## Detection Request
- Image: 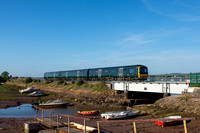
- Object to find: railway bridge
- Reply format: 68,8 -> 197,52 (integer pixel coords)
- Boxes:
110,81 -> 192,103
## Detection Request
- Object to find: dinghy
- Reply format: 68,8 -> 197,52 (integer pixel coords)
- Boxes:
19,87 -> 36,93
39,99 -> 68,108
78,110 -> 100,115
70,122 -> 97,132
101,110 -> 139,120
155,116 -> 182,127
28,91 -> 47,97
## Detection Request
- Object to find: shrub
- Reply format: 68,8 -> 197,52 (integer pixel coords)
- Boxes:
71,81 -> 75,84
45,79 -> 53,84
93,81 -> 109,91
57,79 -> 64,85
76,80 -> 84,86
25,77 -> 33,84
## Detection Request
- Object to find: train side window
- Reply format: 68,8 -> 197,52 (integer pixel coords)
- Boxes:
129,69 -> 134,73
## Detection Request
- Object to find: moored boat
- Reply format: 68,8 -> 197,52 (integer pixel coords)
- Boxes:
38,99 -> 68,108
155,116 -> 182,127
101,110 -> 139,120
19,87 -> 36,93
78,110 -> 100,115
70,122 -> 97,132
28,91 -> 47,97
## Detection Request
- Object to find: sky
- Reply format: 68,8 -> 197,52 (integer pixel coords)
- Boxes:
0,0 -> 200,77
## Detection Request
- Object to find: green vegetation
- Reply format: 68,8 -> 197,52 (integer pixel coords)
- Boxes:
76,80 -> 84,86
25,77 -> 33,84
0,71 -> 10,82
92,81 -> 109,91
57,79 -> 64,85
178,96 -> 188,101
45,79 -> 53,84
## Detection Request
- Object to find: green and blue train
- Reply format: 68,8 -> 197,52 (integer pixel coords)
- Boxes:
44,65 -> 148,81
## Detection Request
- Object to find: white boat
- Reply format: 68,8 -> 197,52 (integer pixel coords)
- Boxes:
28,91 -> 47,97
101,110 -> 139,120
39,99 -> 68,108
70,122 -> 97,132
19,87 -> 36,93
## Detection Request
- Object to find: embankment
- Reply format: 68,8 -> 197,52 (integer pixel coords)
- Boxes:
5,81 -> 130,109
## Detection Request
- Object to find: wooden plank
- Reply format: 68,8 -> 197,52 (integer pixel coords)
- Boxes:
57,127 -> 85,133
36,118 -> 63,128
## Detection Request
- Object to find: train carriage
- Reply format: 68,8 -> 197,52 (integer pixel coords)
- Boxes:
44,65 -> 148,81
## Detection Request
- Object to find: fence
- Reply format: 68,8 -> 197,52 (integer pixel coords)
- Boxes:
35,106 -> 90,133
190,73 -> 200,87
96,117 -> 196,133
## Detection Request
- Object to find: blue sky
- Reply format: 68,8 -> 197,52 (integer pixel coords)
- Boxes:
0,0 -> 200,77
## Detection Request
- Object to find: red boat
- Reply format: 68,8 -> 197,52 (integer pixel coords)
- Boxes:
155,116 -> 182,127
78,110 -> 100,115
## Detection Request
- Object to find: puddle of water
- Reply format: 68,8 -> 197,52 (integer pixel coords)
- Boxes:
0,104 -> 79,118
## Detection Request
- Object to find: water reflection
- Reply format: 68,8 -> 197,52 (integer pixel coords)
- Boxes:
0,104 -> 78,118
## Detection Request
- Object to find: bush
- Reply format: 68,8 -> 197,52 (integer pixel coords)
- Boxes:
0,76 -> 6,83
71,81 -> 75,84
57,79 -> 64,85
33,79 -> 41,82
25,77 -> 33,84
45,79 -> 53,84
93,81 -> 108,91
76,80 -> 84,86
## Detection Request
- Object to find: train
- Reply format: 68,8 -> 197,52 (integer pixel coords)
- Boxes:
44,65 -> 148,81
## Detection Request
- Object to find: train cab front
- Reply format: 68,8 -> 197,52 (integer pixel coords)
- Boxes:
138,66 -> 148,80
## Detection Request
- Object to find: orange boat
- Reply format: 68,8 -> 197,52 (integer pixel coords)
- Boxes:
155,116 -> 182,127
78,110 -> 100,115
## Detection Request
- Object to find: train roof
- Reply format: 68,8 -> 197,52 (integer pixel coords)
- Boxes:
44,64 -> 147,74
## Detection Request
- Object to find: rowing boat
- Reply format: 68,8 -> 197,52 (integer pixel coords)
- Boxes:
155,116 -> 182,127
78,110 -> 100,115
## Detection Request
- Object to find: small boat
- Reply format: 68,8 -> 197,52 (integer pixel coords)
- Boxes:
39,99 -> 68,108
19,87 -> 36,93
28,91 -> 47,97
155,116 -> 182,127
78,110 -> 100,115
101,110 -> 139,120
70,122 -> 97,132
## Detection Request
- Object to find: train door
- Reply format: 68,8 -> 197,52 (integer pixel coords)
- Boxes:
77,71 -> 80,78
77,71 -> 80,80
119,68 -> 123,77
66,72 -> 68,80
98,69 -> 102,78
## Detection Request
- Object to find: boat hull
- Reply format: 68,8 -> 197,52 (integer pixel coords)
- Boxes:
78,110 -> 100,115
39,103 -> 68,108
155,116 -> 182,127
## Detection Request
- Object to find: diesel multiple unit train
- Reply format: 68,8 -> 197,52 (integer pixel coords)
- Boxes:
44,65 -> 148,81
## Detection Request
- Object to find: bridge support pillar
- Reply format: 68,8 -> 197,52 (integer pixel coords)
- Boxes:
124,91 -> 129,99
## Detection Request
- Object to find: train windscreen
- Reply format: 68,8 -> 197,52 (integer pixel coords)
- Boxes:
140,67 -> 148,74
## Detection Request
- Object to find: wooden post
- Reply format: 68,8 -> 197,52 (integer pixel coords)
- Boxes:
68,117 -> 70,133
183,120 -> 187,133
97,122 -> 100,133
57,115 -> 59,129
133,122 -> 137,133
84,119 -> 86,133
35,108 -> 37,118
49,113 -> 52,127
42,110 -> 44,122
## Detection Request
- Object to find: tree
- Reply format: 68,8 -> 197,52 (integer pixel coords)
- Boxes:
1,71 -> 9,80
0,76 -> 5,82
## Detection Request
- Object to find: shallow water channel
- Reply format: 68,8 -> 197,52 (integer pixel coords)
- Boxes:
0,104 -> 79,118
